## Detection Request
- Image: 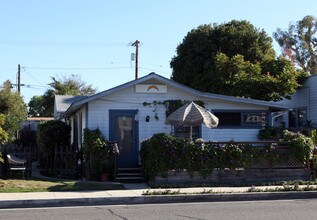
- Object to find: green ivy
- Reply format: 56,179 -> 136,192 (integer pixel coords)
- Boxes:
142,99 -> 205,118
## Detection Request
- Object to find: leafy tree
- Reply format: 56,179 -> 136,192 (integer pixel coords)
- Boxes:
0,114 -> 8,145
0,114 -> 7,163
171,20 -> 306,101
274,15 -> 317,74
28,74 -> 96,117
0,80 -> 27,141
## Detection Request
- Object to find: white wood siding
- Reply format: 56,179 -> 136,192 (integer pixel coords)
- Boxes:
306,76 -> 317,124
85,85 -> 270,149
278,75 -> 317,125
202,128 -> 259,141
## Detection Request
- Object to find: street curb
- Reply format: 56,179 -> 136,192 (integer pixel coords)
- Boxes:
1,191 -> 317,209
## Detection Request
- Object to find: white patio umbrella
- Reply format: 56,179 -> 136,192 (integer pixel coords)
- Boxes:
166,101 -> 219,140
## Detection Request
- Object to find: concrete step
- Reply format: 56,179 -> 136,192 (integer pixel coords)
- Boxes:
116,167 -> 144,183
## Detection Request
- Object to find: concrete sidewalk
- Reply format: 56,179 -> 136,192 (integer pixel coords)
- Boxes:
1,183 -> 317,209
0,162 -> 316,209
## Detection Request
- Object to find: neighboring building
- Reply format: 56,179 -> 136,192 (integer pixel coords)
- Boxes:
54,95 -> 87,120
55,73 -> 289,168
278,74 -> 317,129
20,117 -> 54,131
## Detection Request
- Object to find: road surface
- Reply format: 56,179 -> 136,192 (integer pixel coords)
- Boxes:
1,199 -> 317,220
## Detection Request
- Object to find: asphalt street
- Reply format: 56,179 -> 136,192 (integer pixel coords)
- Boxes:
1,199 -> 317,220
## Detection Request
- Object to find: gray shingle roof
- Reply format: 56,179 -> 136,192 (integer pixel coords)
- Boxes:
64,73 -> 289,115
55,95 -> 87,114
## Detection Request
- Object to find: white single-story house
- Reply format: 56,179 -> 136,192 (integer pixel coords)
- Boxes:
277,74 -> 317,129
55,72 -> 290,168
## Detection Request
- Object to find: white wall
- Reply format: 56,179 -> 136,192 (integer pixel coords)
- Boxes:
85,85 -> 270,149
278,75 -> 317,126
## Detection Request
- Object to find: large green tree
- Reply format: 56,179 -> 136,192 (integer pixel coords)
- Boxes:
171,20 -> 307,101
0,80 -> 27,141
28,74 -> 96,117
274,15 -> 317,74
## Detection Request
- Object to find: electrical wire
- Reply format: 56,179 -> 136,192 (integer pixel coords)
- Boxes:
22,68 -> 47,86
0,40 -> 127,47
139,67 -> 171,75
23,66 -> 131,70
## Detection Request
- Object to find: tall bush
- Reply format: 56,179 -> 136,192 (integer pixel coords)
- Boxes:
37,120 -> 71,175
82,128 -> 118,180
282,130 -> 314,165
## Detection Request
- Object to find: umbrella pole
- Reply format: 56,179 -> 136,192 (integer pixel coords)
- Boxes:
190,126 -> 193,141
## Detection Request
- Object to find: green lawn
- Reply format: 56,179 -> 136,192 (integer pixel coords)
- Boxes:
0,179 -> 124,193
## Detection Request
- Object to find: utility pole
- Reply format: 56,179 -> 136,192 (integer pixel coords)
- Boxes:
17,64 -> 21,93
131,40 -> 140,79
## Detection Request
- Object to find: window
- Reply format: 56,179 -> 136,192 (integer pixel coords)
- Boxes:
175,125 -> 200,140
215,112 -> 241,127
242,112 -> 267,127
289,110 -> 296,128
289,108 -> 307,128
214,111 -> 268,128
298,108 -> 307,127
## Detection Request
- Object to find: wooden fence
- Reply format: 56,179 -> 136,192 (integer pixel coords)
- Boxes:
39,144 -> 80,179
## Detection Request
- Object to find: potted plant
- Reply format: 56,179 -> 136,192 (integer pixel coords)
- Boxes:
97,157 -> 114,182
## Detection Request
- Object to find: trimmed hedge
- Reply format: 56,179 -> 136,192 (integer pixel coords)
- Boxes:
140,134 -> 256,180
140,132 -> 315,180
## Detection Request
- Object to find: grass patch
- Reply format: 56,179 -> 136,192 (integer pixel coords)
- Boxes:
0,179 -> 124,193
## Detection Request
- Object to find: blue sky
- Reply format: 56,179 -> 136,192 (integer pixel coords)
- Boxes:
0,0 -> 316,103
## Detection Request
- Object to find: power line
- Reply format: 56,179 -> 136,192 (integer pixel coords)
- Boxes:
139,67 -> 172,75
23,66 -> 131,70
0,40 -> 127,47
22,68 -> 46,86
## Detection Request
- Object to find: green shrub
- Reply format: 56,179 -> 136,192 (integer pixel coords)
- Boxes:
310,129 -> 317,146
282,130 -> 314,165
37,120 -> 71,176
83,128 -> 118,180
140,134 -> 256,180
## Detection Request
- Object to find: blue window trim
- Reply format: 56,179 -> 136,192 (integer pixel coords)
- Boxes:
210,109 -> 270,129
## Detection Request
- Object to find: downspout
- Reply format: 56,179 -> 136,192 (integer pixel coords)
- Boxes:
271,111 -> 289,127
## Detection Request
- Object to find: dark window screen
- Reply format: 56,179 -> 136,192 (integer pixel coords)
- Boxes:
215,112 -> 241,126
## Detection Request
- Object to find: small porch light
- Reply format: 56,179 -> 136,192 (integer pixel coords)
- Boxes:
146,115 -> 150,122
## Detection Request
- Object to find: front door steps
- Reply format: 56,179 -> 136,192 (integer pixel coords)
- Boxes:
116,167 -> 144,183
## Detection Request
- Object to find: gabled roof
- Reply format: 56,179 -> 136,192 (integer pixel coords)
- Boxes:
55,95 -> 87,114
65,73 -> 289,115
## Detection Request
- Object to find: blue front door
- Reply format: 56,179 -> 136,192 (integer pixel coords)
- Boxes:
109,110 -> 139,168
